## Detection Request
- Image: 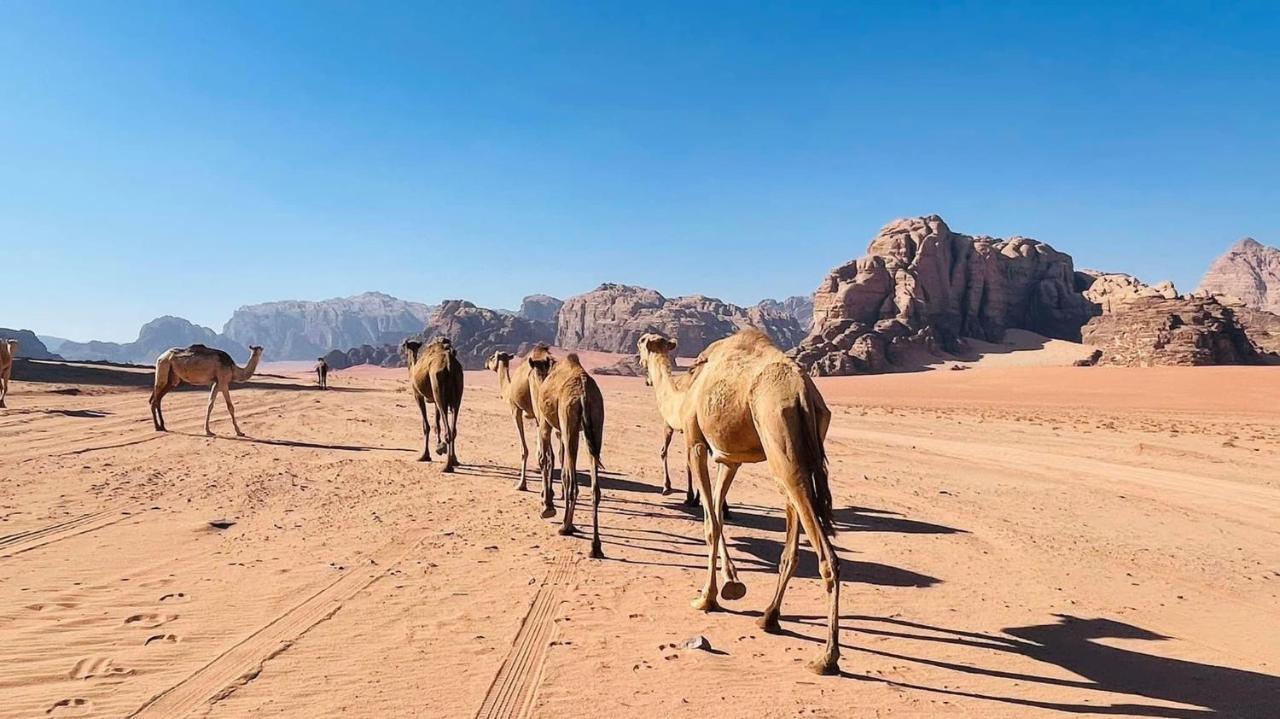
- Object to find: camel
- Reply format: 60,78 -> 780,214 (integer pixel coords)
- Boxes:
403,337 -> 464,471
636,333 -> 699,505
678,329 -> 839,675
149,344 -> 264,436
315,358 -> 329,389
485,345 -> 554,491
525,352 -> 605,559
0,338 -> 17,408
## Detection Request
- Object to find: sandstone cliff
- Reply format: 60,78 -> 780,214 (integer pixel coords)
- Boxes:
1197,238 -> 1280,314
222,292 -> 435,360
57,316 -> 247,365
0,329 -> 62,360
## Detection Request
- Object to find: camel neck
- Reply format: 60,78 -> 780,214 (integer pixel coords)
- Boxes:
234,352 -> 261,382
647,354 -> 682,404
497,361 -> 512,395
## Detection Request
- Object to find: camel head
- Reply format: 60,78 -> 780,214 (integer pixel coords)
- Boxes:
637,333 -> 677,386
249,345 -> 264,355
402,339 -> 423,364
525,344 -> 555,381
485,351 -> 515,372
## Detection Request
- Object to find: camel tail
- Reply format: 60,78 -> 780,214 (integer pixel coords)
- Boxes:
428,371 -> 454,442
580,395 -> 604,470
797,389 -> 834,536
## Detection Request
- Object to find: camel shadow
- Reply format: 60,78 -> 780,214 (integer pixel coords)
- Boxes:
723,503 -> 965,535
12,408 -> 112,418
785,614 -> 1279,717
732,534 -> 941,587
172,431 -> 408,453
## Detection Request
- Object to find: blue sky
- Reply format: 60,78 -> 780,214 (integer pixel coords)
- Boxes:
1,1 -> 1276,342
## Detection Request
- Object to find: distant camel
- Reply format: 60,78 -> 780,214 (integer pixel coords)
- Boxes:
0,339 -> 17,408
485,345 -> 553,491
150,344 -> 264,436
526,352 -> 606,559
315,357 -> 329,389
636,333 -> 698,505
679,329 -> 839,675
404,337 -> 464,471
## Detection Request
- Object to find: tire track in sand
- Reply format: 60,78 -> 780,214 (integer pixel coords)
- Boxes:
475,552 -> 576,719
0,508 -> 138,558
127,531 -> 429,718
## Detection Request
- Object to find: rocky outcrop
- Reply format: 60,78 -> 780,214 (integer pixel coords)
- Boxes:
792,216 -> 1094,375
422,300 -> 556,369
1079,271 -> 1179,314
222,292 -> 435,360
0,329 -> 62,360
556,284 -> 804,357
1081,295 -> 1263,366
56,316 -> 247,365
591,355 -> 646,377
1197,238 -> 1280,314
517,294 -> 564,324
322,344 -> 402,370
757,296 -> 814,330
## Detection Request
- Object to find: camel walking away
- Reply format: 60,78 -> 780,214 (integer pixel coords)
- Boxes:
526,352 -> 606,559
315,357 -> 329,389
150,344 -> 264,436
0,338 -> 17,408
485,345 -> 553,491
680,329 -> 840,675
404,338 -> 464,471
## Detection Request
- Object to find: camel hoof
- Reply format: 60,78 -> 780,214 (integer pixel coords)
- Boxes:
690,595 -> 719,612
235,431 -> 246,438
683,495 -> 699,508
719,581 -> 747,601
417,453 -> 431,462
557,525 -> 577,536
806,655 -> 840,676
205,431 -> 215,438
516,483 -> 527,492
442,465 -> 455,474
435,446 -> 447,456
589,540 -> 604,559
540,507 -> 556,519
661,486 -> 672,496
757,613 -> 782,634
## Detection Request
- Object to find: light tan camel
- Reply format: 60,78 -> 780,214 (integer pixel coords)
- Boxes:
0,339 -> 17,408
526,352 -> 605,558
679,329 -> 839,675
315,357 -> 329,389
149,344 -> 264,436
485,345 -> 553,491
636,333 -> 698,505
404,337 -> 464,471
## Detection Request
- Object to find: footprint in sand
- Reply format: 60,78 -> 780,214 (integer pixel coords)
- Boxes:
123,613 -> 177,628
26,602 -> 79,612
144,634 -> 179,646
158,592 -> 188,603
46,698 -> 91,716
69,657 -> 133,680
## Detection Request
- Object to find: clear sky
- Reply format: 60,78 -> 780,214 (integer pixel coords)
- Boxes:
2,1 -> 1277,342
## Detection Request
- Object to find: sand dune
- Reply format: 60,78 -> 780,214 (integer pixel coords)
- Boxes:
1,363 -> 1277,717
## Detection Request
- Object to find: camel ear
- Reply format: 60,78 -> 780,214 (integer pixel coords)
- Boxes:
498,351 -> 514,362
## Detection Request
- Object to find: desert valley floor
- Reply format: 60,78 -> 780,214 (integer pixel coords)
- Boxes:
1,359 -> 1278,718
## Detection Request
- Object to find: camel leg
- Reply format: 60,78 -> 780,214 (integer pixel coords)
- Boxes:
513,408 -> 529,491
660,425 -> 674,495
0,375 -> 7,408
432,403 -> 448,459
714,463 -> 746,601
683,444 -> 699,507
757,503 -> 799,633
558,427 -> 580,536
203,383 -> 219,436
688,442 -> 721,611
221,382 -> 244,437
415,395 -> 431,462
446,405 -> 460,469
539,423 -> 556,519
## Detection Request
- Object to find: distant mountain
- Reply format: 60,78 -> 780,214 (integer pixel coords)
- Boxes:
0,329 -> 62,360
57,316 -> 248,365
757,295 -> 813,330
1197,238 -> 1280,314
518,294 -> 564,324
37,335 -> 71,353
222,292 -> 436,360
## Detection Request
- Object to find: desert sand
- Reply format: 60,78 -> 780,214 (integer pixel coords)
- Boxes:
1,358 -> 1278,718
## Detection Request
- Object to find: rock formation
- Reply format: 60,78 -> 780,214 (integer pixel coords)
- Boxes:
0,329 -> 62,360
1081,295 -> 1262,366
1079,271 -> 1179,314
57,316 -> 247,365
791,216 -> 1093,375
517,294 -> 564,324
556,284 -> 804,357
222,292 -> 435,360
1197,238 -> 1280,314
322,344 -> 402,370
757,295 -> 814,330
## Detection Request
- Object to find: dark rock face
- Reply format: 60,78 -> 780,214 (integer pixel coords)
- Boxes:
0,329 -> 61,360
757,295 -> 814,330
323,344 -> 402,370
518,294 -> 564,324
1197,238 -> 1280,314
556,283 -> 804,357
591,355 -> 645,377
222,292 -> 435,360
56,316 -> 247,364
792,216 -> 1094,375
1081,296 -> 1263,366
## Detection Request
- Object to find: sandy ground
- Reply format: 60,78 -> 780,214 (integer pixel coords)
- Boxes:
1,358 -> 1278,718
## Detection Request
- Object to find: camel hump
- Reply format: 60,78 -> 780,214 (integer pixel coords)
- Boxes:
565,353 -> 583,367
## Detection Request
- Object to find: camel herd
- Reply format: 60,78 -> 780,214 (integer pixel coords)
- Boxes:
5,329 -> 841,674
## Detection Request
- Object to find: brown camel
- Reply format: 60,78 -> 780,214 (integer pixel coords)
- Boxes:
0,338 -> 17,408
315,357 -> 329,389
149,344 -> 264,436
403,337 -> 464,471
679,329 -> 839,675
526,352 -> 605,559
636,333 -> 698,505
485,345 -> 553,491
